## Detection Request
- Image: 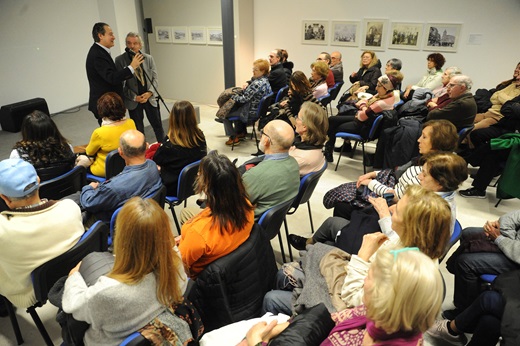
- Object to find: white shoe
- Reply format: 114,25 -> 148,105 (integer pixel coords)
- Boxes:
426,319 -> 467,345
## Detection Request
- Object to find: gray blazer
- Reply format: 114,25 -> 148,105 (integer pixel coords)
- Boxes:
114,51 -> 158,110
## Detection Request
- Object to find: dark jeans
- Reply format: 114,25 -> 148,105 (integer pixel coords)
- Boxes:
447,227 -> 520,310
223,118 -> 246,137
469,126 -> 508,150
262,270 -> 294,316
326,115 -> 356,148
311,216 -> 349,244
466,143 -> 510,191
129,102 -> 164,143
455,291 -> 504,346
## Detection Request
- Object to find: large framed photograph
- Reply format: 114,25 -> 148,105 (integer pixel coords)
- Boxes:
207,27 -> 223,45
302,20 -> 328,45
423,23 -> 462,52
362,19 -> 389,51
189,27 -> 206,45
388,22 -> 423,50
171,26 -> 188,44
155,26 -> 172,43
331,21 -> 359,47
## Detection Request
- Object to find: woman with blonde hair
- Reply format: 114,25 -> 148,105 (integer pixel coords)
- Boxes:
348,50 -> 382,95
153,100 -> 207,196
289,101 -> 328,175
62,197 -> 188,345
310,61 -> 329,99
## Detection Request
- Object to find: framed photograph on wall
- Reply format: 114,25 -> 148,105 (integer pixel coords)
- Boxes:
207,27 -> 223,45
388,22 -> 423,50
189,27 -> 206,44
155,26 -> 172,43
331,21 -> 359,47
302,20 -> 328,45
423,23 -> 462,52
362,19 -> 388,51
171,26 -> 188,44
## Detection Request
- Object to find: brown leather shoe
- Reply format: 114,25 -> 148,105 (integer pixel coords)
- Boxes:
225,137 -> 240,146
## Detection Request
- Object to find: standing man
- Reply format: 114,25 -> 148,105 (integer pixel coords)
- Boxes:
115,33 -> 165,142
86,22 -> 143,125
330,51 -> 344,83
267,49 -> 288,95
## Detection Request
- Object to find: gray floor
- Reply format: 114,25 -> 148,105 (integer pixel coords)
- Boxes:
0,101 -> 516,345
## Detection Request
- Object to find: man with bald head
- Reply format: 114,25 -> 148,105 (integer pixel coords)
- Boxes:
242,120 -> 300,218
330,51 -> 344,83
80,129 -> 162,222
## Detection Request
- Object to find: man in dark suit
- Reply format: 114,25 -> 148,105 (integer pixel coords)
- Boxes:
115,33 -> 164,142
86,22 -> 143,125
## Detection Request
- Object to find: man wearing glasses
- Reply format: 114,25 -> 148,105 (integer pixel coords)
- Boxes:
330,51 -> 344,83
426,75 -> 477,131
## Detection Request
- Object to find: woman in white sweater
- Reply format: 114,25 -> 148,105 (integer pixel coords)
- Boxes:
62,197 -> 188,345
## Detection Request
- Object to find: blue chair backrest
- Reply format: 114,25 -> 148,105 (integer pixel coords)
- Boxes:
258,199 -> 294,240
120,331 -> 150,346
367,114 -> 385,140
292,161 -> 328,208
175,160 -> 202,201
39,165 -> 87,200
254,92 -> 275,120
275,86 -> 289,103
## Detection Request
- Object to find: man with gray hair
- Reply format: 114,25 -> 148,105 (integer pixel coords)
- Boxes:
242,120 -> 300,218
426,74 -> 477,130
316,52 -> 335,88
0,159 -> 84,308
115,32 -> 164,142
330,51 -> 344,83
80,129 -> 162,222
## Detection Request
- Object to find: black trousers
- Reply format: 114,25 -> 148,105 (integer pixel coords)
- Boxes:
129,101 -> 165,142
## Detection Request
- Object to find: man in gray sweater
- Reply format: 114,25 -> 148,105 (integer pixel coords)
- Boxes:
445,209 -> 520,317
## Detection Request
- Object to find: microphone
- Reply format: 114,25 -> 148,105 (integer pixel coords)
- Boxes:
125,47 -> 145,59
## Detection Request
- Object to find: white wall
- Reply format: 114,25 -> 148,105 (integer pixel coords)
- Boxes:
253,0 -> 520,90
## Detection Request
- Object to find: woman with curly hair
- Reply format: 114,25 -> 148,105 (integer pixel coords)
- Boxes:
403,52 -> 446,99
10,110 -> 75,181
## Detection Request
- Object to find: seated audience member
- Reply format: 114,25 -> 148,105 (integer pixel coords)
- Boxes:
309,61 -> 330,99
328,119 -> 458,219
267,49 -> 288,95
222,59 -> 272,146
316,52 -> 335,87
444,210 -> 520,319
384,58 -> 403,92
279,71 -> 322,123
291,151 -> 467,250
178,151 -> 255,279
428,290 -> 504,345
80,129 -> 162,222
78,92 -> 136,177
460,97 -> 520,198
0,159 -> 84,308
263,186 -> 451,315
62,197 -> 189,345
153,100 -> 207,196
471,64 -> 520,133
427,66 -> 462,108
348,51 -> 382,96
289,101 -> 328,175
330,51 -> 344,83
403,53 -> 445,100
280,49 -> 293,81
426,75 -> 478,130
324,73 -> 403,163
243,120 -> 300,218
10,110 -> 75,181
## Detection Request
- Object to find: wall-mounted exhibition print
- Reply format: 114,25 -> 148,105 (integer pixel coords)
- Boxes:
424,23 -> 462,52
331,21 -> 359,47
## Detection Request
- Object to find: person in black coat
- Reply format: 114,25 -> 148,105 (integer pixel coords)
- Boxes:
268,49 -> 288,94
86,22 -> 143,124
349,51 -> 382,95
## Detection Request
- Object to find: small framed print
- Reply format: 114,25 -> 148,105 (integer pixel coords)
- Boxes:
155,26 -> 172,43
362,19 -> 389,51
388,22 -> 423,50
207,27 -> 223,45
423,23 -> 462,52
171,26 -> 188,44
331,21 -> 359,47
302,20 -> 328,45
189,27 -> 206,45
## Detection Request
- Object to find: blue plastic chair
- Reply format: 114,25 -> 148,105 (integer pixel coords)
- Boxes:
86,149 -> 126,183
275,85 -> 289,103
120,331 -> 150,346
258,199 -> 295,263
439,219 -> 463,262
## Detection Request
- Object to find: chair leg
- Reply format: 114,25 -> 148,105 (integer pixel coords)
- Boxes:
169,205 -> 181,235
277,233 -> 286,264
27,306 -> 53,346
494,199 -> 502,208
4,298 -> 24,345
334,141 -> 345,171
283,218 -> 294,262
350,141 -> 358,159
307,201 -> 314,233
252,124 -> 259,152
361,143 -> 367,174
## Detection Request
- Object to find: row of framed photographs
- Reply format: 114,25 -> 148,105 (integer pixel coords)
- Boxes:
303,20 -> 463,52
155,26 -> 223,45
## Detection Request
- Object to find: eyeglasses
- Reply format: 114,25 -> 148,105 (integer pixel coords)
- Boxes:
389,247 -> 420,261
260,129 -> 271,143
377,82 -> 387,90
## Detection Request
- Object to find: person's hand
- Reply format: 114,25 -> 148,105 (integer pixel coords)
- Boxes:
368,196 -> 391,219
357,172 -> 376,188
89,182 -> 99,189
362,330 -> 375,346
245,320 -> 281,345
354,86 -> 368,95
351,72 -> 358,78
174,235 -> 181,247
75,155 -> 92,168
357,233 -> 388,262
139,92 -> 152,103
69,261 -> 82,276
403,86 -> 412,99
427,101 -> 437,109
358,179 -> 371,186
242,83 -> 249,89
135,95 -> 145,103
484,220 -> 500,241
280,100 -> 288,107
130,53 -> 144,69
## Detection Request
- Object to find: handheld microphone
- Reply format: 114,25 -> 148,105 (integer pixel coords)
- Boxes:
125,47 -> 145,59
